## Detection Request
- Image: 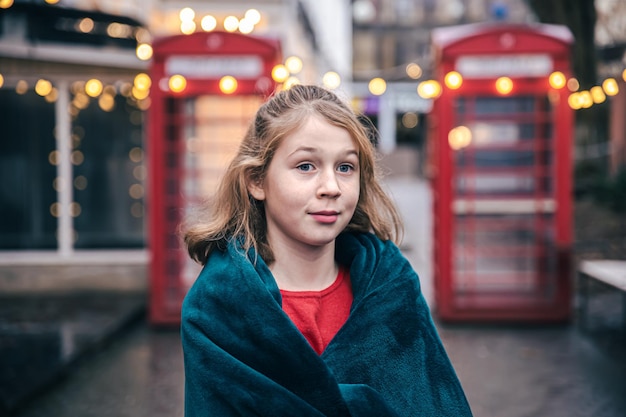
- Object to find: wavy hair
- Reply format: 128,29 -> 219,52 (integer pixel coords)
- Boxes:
183,84 -> 403,265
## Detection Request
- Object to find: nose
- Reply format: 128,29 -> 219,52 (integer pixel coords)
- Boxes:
317,169 -> 342,199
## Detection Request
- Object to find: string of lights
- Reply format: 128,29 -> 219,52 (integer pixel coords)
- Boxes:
1,2 -> 624,112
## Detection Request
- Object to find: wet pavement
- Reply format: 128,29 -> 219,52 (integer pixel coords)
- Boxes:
7,310 -> 626,417
2,177 -> 626,417
0,293 -> 145,415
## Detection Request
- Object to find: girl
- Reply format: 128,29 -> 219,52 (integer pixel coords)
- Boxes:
181,84 -> 472,417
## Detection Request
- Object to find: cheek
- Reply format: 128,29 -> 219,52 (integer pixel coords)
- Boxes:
344,182 -> 361,210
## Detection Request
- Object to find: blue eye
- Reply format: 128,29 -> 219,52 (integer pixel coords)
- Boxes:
338,164 -> 353,173
297,163 -> 313,172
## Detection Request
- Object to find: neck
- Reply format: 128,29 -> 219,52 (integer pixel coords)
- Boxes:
269,241 -> 338,291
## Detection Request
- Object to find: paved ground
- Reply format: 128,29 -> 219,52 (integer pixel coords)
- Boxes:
11,310 -> 626,417
6,177 -> 626,417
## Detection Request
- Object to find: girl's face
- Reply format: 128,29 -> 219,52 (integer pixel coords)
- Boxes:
248,114 -> 360,256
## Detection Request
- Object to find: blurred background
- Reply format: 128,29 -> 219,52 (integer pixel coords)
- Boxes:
0,0 -> 625,416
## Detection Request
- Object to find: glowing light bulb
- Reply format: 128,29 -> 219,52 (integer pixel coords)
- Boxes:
35,79 -> 53,96
224,16 -> 239,32
368,78 -> 386,96
590,86 -> 606,104
136,43 -> 153,61
245,9 -> 261,25
567,78 -> 579,92
322,71 -> 341,90
168,75 -> 187,93
181,20 -> 196,34
602,78 -> 619,96
238,19 -> 254,34
201,15 -> 217,31
568,92 -> 581,110
406,63 -> 422,79
285,56 -> 303,74
284,77 -> 300,89
448,126 -> 472,150
417,80 -> 441,99
548,71 -> 566,89
134,73 -> 151,91
271,65 -> 289,83
219,76 -> 238,94
85,79 -> 103,97
495,77 -> 513,95
444,71 -> 463,90
180,8 -> 195,21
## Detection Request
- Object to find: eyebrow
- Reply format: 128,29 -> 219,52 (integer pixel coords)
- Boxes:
288,146 -> 359,158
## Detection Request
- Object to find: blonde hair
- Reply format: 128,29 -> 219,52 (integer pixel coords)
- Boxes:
183,84 -> 403,265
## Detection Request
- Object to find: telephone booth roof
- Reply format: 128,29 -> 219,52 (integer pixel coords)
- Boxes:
432,22 -> 573,58
152,31 -> 281,60
149,31 -> 281,96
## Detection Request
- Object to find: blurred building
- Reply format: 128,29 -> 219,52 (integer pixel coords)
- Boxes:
349,0 -> 626,176
0,0 -> 350,293
350,0 -> 536,172
2,0 -> 623,295
595,0 -> 626,175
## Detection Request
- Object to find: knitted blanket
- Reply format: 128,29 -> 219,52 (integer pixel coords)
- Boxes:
181,232 -> 473,416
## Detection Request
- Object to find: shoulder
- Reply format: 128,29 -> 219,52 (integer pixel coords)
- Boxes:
182,241 -> 279,316
182,244 -> 247,306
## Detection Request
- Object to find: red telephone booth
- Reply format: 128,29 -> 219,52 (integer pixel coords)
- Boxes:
147,31 -> 282,325
428,23 -> 574,322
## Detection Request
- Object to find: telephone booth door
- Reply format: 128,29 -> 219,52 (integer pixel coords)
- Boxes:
429,23 -> 574,322
148,32 -> 281,325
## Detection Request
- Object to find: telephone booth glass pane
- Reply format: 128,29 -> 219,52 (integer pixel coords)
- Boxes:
452,95 -> 558,308
160,95 -> 262,312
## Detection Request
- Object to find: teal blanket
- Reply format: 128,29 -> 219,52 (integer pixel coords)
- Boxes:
181,232 -> 473,416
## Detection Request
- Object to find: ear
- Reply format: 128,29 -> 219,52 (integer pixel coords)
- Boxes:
247,176 -> 266,201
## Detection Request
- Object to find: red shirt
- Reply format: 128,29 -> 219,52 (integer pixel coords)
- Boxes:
280,266 -> 353,355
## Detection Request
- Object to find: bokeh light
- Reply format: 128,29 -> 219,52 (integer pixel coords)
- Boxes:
16,80 -> 28,94
238,19 -> 254,34
181,21 -> 196,35
271,64 -> 289,83
224,16 -> 239,32
402,112 -> 418,129
602,78 -> 619,96
179,7 -> 195,21
548,71 -> 567,89
35,79 -> 53,96
495,77 -> 513,95
136,43 -> 153,61
285,56 -> 303,74
219,76 -> 238,94
417,80 -> 441,99
444,71 -> 463,90
368,78 -> 386,96
201,15 -> 217,31
448,126 -> 472,150
245,9 -> 261,25
590,86 -> 606,104
406,63 -> 422,79
168,75 -> 187,93
322,71 -> 341,90
284,77 -> 300,89
85,79 -> 103,97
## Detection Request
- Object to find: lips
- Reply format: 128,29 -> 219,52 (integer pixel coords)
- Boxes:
310,210 -> 339,224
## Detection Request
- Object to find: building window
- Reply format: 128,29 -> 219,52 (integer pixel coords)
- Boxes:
0,90 -> 57,249
0,85 -> 146,251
